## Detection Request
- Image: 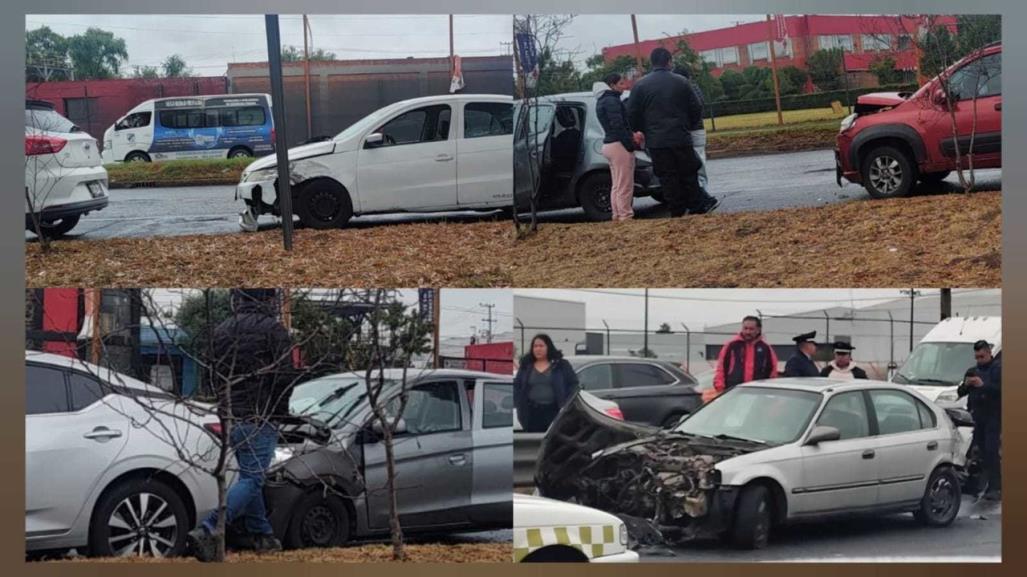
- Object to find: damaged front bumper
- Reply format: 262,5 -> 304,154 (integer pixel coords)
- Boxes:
535,393 -> 759,544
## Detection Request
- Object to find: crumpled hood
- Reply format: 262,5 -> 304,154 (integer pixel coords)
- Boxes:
854,91 -> 914,114
592,81 -> 612,99
243,139 -> 337,173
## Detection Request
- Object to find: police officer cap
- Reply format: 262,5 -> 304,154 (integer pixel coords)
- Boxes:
832,341 -> 855,353
792,331 -> 817,344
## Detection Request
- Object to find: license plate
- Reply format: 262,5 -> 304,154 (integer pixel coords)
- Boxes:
87,181 -> 105,198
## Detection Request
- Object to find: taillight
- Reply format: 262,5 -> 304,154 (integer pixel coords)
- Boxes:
271,127 -> 276,144
204,422 -> 223,436
604,407 -> 625,421
25,135 -> 67,156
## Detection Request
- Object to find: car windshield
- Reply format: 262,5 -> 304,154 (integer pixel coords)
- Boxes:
25,108 -> 80,133
675,386 -> 822,445
289,375 -> 399,428
893,342 -> 975,386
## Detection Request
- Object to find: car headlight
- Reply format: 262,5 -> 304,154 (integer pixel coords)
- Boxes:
839,113 -> 858,133
936,391 -> 959,404
242,167 -> 277,183
271,446 -> 294,466
619,522 -> 628,546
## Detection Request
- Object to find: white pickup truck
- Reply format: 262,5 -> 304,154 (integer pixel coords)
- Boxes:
237,94 -> 513,230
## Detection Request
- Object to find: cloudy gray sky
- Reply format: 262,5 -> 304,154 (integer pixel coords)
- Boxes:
26,14 -> 512,75
514,289 -> 952,331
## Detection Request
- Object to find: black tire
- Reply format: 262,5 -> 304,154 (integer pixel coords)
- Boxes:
577,172 -> 614,222
285,492 -> 351,549
730,484 -> 772,550
28,214 -> 80,239
860,145 -> 917,199
294,179 -> 353,230
920,171 -> 951,184
88,477 -> 189,558
522,546 -> 589,562
228,146 -> 253,159
124,151 -> 151,163
914,466 -> 961,527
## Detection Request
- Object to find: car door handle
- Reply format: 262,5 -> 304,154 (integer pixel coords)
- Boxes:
448,454 -> 467,466
84,426 -> 123,441
995,102 -> 1002,111
435,154 -> 454,162
862,449 -> 875,459
927,441 -> 938,451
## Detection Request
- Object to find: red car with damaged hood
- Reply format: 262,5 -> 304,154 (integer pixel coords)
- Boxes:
835,42 -> 1001,199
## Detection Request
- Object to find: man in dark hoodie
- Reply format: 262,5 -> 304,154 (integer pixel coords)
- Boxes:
628,47 -> 718,217
188,289 -> 294,560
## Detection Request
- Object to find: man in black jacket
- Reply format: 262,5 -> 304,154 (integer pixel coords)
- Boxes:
958,340 -> 1002,501
783,331 -> 820,377
188,289 -> 294,560
628,48 -> 718,217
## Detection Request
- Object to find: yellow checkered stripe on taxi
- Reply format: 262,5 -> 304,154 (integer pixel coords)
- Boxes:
513,524 -> 619,562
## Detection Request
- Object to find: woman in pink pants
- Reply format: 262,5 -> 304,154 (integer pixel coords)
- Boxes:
594,74 -> 642,221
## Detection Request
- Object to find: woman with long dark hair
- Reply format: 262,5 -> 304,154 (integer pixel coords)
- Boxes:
513,334 -> 580,433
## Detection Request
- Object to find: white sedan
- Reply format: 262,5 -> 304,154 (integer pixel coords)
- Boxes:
237,94 -> 512,230
514,494 -> 638,562
25,352 -> 222,558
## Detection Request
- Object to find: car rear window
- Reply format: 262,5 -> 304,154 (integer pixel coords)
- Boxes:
25,108 -> 80,133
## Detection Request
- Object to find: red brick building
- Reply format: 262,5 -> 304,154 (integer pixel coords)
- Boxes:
24,77 -> 229,143
602,15 -> 959,90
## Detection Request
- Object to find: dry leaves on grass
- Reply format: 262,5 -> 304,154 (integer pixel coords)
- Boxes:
27,220 -> 513,288
707,125 -> 837,159
54,543 -> 511,563
509,192 -> 1002,288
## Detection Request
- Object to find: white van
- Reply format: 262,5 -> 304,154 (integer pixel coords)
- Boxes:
101,94 -> 274,164
892,316 -> 1001,406
236,93 -> 513,230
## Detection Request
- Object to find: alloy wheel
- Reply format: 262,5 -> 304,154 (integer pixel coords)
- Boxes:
106,492 -> 179,557
868,155 -> 904,195
927,475 -> 958,521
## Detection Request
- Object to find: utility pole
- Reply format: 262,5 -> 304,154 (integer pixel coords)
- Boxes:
766,15 -> 784,126
900,289 -> 922,352
303,14 -> 313,141
88,289 -> 102,365
631,15 -> 645,75
449,14 -> 456,79
940,288 -> 952,320
265,15 -> 295,250
643,288 -> 650,357
433,289 -> 441,368
480,302 -> 496,344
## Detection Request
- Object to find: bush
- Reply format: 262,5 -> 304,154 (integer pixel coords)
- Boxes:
706,83 -> 919,118
808,48 -> 844,91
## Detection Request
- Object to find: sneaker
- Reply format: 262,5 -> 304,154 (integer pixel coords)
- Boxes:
253,534 -> 283,554
692,197 -> 721,215
983,489 -> 1002,502
186,527 -> 218,562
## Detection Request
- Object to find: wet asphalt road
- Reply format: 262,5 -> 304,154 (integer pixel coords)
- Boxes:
27,149 -> 1001,241
531,148 -> 1002,223
640,496 -> 1001,562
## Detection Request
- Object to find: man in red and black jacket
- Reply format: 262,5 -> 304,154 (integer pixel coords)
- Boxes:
714,316 -> 779,392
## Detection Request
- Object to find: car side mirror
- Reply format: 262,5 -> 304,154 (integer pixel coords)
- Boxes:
806,425 -> 841,446
371,417 -> 407,437
944,407 -> 974,428
364,132 -> 384,148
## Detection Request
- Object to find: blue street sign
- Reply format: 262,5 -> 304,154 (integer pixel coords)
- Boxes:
515,33 -> 538,74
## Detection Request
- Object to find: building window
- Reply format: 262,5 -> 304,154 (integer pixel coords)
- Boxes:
748,41 -> 770,62
819,34 -> 854,51
898,34 -> 913,51
861,34 -> 893,52
700,47 -> 739,67
773,38 -> 793,58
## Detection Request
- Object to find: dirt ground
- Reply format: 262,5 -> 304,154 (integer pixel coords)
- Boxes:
26,220 -> 513,288
50,543 -> 511,563
508,191 -> 1001,288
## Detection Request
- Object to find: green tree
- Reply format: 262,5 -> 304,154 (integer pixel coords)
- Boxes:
579,54 -> 637,90
672,36 -> 702,74
132,65 -> 160,79
718,68 -> 746,100
779,65 -> 808,95
807,48 -> 844,91
66,27 -> 128,79
536,47 -> 580,96
25,26 -> 70,82
955,15 -> 1001,55
161,54 -> 192,78
281,45 -> 337,62
918,25 -> 958,79
869,55 -> 903,86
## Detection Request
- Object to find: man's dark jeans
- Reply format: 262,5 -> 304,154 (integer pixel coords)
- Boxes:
975,415 -> 1002,493
202,421 -> 277,536
649,145 -> 703,217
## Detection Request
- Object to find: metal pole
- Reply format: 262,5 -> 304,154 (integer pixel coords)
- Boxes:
841,44 -> 852,114
766,15 -> 784,126
303,15 -> 312,141
602,319 -> 610,356
823,310 -> 830,344
517,318 -> 525,356
888,311 -> 895,369
264,15 -> 295,251
940,288 -> 952,320
433,289 -> 441,368
681,323 -> 691,373
643,289 -> 649,357
449,14 -> 455,69
631,15 -> 645,74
